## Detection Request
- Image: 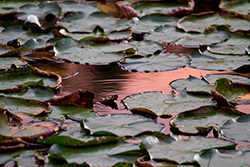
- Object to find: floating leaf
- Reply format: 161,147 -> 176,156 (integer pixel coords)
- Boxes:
208,33 -> 250,55
0,57 -> 27,70
177,11 -> 250,33
211,78 -> 250,106
221,114 -> 250,142
82,114 -> 163,137
49,141 -> 141,166
189,51 -> 250,71
0,95 -> 51,117
170,74 -> 250,95
222,0 -> 250,15
142,135 -> 235,164
170,105 -> 244,134
196,149 -> 250,167
123,90 -> 216,116
55,38 -> 134,65
120,52 -> 190,72
132,13 -> 177,33
39,121 -> 120,147
0,65 -> 60,92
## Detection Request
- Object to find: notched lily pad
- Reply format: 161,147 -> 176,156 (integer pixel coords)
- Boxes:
123,90 -> 216,116
170,105 -> 244,135
82,114 -> 163,137
142,135 -> 236,165
211,78 -> 250,106
221,114 -> 250,142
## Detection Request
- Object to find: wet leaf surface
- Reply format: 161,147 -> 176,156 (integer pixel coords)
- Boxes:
142,135 -> 235,164
170,105 -> 244,134
123,90 -> 216,116
221,114 -> 250,142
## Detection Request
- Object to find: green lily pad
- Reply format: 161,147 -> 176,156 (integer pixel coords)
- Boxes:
0,87 -> 55,102
177,11 -> 250,33
55,38 -> 133,65
82,114 -> 163,137
132,13 -> 178,33
39,121 -> 121,147
0,95 -> 51,116
146,25 -> 229,45
208,33 -> 250,55
212,78 -> 250,105
142,135 -> 236,164
221,114 -> 250,142
189,51 -> 250,71
120,52 -> 190,72
49,141 -> 142,167
62,11 -> 133,33
0,150 -> 39,166
123,90 -> 216,116
170,74 -> 250,95
170,105 -> 244,134
170,75 -> 213,95
46,105 -> 95,122
0,65 -> 60,91
222,0 -> 250,15
131,1 -> 188,16
196,149 -> 250,167
0,57 -> 27,70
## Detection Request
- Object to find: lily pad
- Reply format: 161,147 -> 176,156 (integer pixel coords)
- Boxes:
0,95 -> 51,116
211,78 -> 250,106
123,90 -> 216,116
39,121 -> 121,147
189,51 -> 250,71
142,135 -> 236,164
82,114 -> 163,137
222,0 -> 250,15
0,66 -> 60,91
131,1 -> 188,16
196,149 -> 250,167
177,11 -> 250,33
221,114 -> 250,142
0,57 -> 27,70
132,13 -> 178,33
55,38 -> 133,65
170,105 -> 244,134
170,74 -> 250,95
146,25 -> 230,45
47,105 -> 95,122
120,52 -> 190,72
49,141 -> 142,166
208,33 -> 250,55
